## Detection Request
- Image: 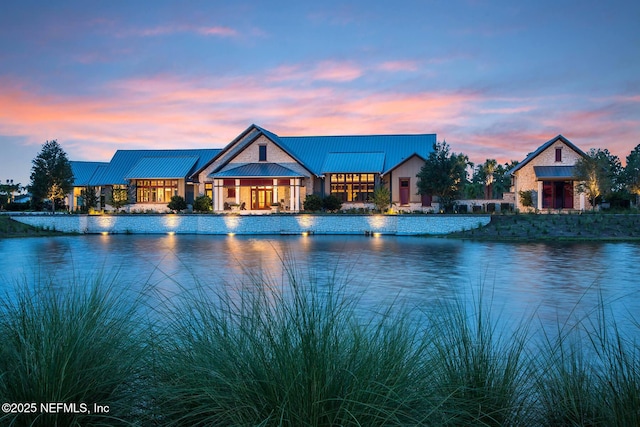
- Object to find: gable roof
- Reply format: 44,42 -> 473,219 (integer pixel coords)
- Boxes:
70,161 -> 109,186
201,124 -> 435,178
509,135 -> 586,175
96,149 -> 221,185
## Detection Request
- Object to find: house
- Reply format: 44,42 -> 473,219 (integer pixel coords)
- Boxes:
192,124 -> 436,212
509,135 -> 590,211
70,149 -> 220,212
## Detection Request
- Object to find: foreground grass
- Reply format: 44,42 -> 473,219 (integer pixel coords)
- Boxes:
1,266 -> 638,426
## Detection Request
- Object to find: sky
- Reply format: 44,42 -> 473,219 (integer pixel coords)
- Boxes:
1,0 -> 639,188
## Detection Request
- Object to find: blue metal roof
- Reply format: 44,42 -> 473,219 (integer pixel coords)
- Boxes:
509,135 -> 586,175
70,161 -> 110,186
125,156 -> 199,179
533,166 -> 577,179
321,152 -> 386,173
96,149 -> 221,185
212,163 -> 304,178
278,133 -> 435,176
203,125 -> 435,177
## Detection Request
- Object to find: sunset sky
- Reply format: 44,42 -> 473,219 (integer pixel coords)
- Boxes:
1,0 -> 639,187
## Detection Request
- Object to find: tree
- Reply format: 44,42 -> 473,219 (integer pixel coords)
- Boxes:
193,195 -> 212,212
623,144 -> 640,206
110,186 -> 129,212
372,186 -> 391,212
30,140 -> 74,213
0,180 -> 21,210
167,195 -> 187,213
416,141 -> 469,212
574,148 -> 622,209
80,186 -> 99,213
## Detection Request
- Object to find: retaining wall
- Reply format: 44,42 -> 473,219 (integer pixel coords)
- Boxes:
10,214 -> 491,236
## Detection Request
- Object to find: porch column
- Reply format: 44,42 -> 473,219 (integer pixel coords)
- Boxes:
273,179 -> 278,204
290,178 -> 300,212
580,193 -> 585,211
537,181 -> 543,209
235,179 -> 240,205
214,179 -> 224,211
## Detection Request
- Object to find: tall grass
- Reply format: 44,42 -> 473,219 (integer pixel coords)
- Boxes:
0,273 -> 149,427
0,262 -> 638,426
151,264 -> 434,426
535,299 -> 640,426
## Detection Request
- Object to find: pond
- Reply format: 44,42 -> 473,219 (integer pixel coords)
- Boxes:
1,234 -> 639,341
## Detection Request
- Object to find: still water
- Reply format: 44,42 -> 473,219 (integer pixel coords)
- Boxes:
1,234 -> 639,339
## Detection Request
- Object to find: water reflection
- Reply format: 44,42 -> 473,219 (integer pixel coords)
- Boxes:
0,235 -> 639,341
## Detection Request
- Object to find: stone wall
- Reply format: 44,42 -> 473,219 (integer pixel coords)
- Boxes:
11,213 -> 491,236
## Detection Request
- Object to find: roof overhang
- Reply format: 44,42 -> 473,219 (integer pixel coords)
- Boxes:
210,163 -> 306,178
534,166 -> 576,180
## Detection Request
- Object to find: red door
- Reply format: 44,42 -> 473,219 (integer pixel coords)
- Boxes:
399,179 -> 410,205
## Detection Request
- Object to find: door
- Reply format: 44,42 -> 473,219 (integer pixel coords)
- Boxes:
399,179 -> 410,205
251,187 -> 273,210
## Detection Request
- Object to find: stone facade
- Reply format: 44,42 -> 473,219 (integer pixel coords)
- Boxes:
511,136 -> 589,211
12,213 -> 491,236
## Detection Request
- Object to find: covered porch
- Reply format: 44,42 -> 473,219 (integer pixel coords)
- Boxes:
210,163 -> 306,213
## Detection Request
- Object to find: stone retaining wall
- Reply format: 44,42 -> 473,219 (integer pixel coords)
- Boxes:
11,214 -> 490,236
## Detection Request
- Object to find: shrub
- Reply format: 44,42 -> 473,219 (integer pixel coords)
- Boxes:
519,190 -> 534,208
193,194 -> 212,212
303,194 -> 323,212
167,195 -> 187,213
322,194 -> 343,212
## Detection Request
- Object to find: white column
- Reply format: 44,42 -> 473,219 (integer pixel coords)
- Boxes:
294,178 -> 301,211
273,179 -> 278,204
580,193 -> 585,211
235,179 -> 240,205
537,181 -> 543,209
214,179 -> 224,211
289,179 -> 296,212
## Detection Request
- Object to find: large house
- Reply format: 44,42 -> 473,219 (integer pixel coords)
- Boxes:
193,124 -> 436,212
69,124 -> 436,213
510,135 -> 590,211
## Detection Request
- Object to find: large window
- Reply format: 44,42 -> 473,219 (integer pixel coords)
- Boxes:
542,181 -> 573,209
330,173 -> 375,202
136,180 -> 178,203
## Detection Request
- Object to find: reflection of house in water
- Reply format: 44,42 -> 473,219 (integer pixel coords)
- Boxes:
510,135 -> 591,211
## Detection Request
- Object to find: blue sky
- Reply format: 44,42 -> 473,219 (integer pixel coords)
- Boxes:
1,0 -> 639,187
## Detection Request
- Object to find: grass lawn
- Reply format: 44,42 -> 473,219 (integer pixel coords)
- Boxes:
448,212 -> 640,241
0,215 -> 66,238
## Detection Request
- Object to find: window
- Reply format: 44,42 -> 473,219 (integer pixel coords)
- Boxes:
555,147 -> 562,162
259,145 -> 267,161
136,179 -> 178,203
330,173 -> 375,202
205,182 -> 213,199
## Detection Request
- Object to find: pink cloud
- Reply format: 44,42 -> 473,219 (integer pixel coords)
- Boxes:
378,61 -> 420,72
1,70 -> 638,171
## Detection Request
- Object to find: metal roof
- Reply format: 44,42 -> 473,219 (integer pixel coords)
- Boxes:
95,149 -> 221,185
509,135 -> 586,175
533,166 -> 577,179
212,163 -> 305,178
125,156 -> 199,179
70,161 -> 110,186
321,152 -> 386,173
278,133 -> 435,176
